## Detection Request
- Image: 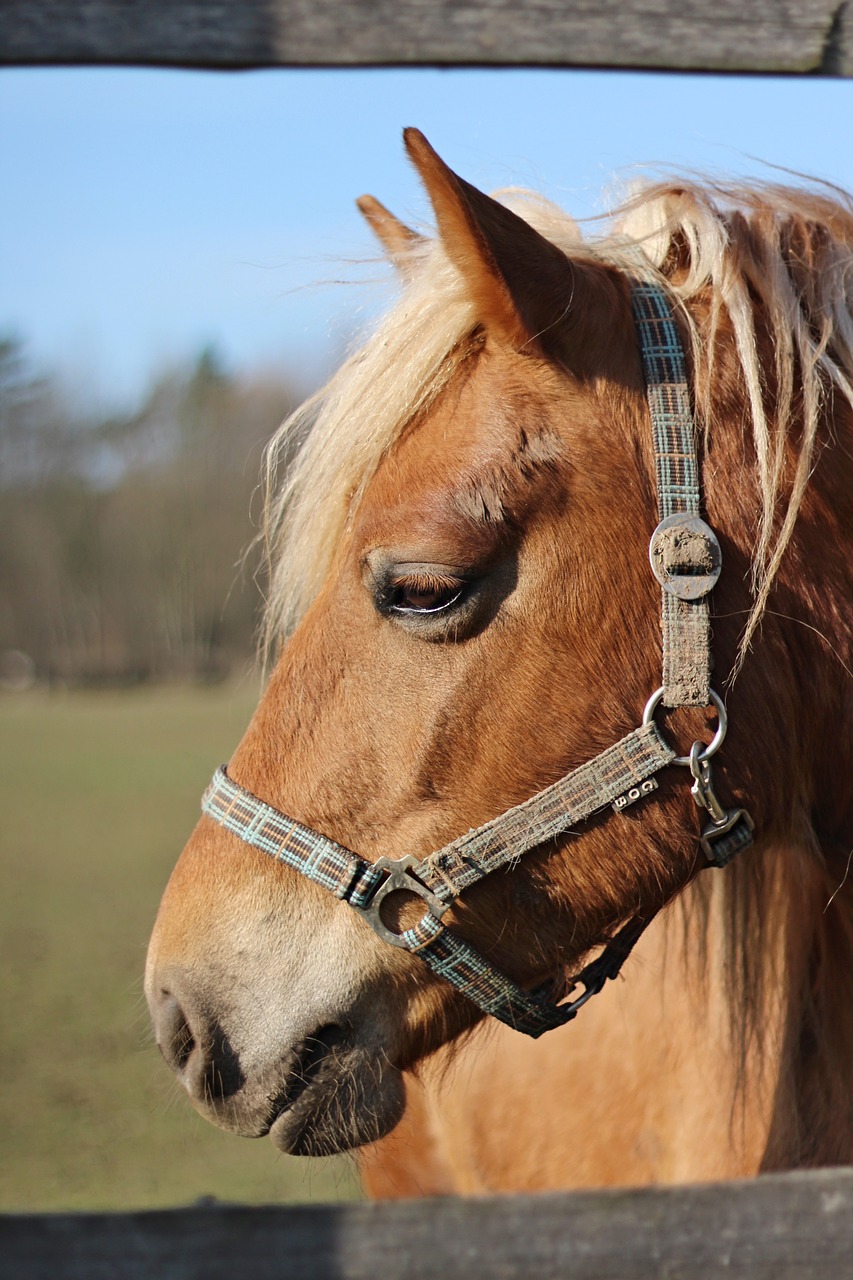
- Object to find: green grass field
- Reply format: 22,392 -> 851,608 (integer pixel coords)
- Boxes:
0,682 -> 361,1211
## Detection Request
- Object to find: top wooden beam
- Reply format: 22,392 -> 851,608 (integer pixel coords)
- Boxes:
2,0 -> 852,75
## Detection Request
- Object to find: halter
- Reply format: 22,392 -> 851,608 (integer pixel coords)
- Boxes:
201,281 -> 754,1039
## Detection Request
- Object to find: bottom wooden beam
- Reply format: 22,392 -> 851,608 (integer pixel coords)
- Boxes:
3,1166 -> 852,1279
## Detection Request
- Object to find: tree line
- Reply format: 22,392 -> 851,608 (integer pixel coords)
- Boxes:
0,337 -> 303,686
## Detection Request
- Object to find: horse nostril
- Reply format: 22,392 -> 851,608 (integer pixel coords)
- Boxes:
155,991 -> 196,1074
150,984 -> 246,1105
199,1021 -> 245,1101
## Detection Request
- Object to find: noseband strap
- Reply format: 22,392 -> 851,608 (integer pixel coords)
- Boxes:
201,280 -> 753,1038
204,722 -> 674,1036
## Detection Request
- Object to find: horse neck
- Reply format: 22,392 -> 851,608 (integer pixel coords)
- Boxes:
679,286 -> 853,1166
691,827 -> 853,1169
759,846 -> 853,1168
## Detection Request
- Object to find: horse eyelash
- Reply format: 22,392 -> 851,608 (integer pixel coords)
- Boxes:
391,571 -> 462,594
387,571 -> 466,613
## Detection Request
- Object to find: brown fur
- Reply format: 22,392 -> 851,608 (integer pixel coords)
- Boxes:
146,135 -> 853,1187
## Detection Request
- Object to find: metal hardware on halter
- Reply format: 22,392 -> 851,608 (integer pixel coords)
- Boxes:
642,686 -> 728,767
688,742 -> 755,867
649,513 -> 722,601
352,855 -> 448,949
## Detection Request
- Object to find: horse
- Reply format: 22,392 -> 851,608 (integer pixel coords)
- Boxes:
145,129 -> 853,1196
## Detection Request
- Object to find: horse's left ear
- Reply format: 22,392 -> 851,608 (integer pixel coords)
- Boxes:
356,194 -> 423,275
403,128 -> 625,360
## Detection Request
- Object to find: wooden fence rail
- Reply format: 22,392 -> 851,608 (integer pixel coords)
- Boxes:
3,1166 -> 853,1280
2,0 -> 852,75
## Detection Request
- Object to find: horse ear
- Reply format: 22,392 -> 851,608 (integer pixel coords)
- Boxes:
356,194 -> 423,274
403,128 -> 620,358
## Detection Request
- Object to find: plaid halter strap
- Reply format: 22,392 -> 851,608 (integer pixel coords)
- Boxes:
201,281 -> 754,1038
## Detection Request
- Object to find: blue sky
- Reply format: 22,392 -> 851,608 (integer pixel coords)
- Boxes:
2,67 -> 852,409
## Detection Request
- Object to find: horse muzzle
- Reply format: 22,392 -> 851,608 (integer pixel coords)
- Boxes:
146,956 -> 406,1155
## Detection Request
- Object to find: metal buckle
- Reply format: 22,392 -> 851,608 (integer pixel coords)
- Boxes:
649,513 -> 722,600
353,855 -> 448,949
689,742 -> 754,867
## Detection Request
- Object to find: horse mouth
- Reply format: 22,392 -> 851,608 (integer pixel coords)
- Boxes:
264,1026 -> 406,1156
265,1025 -> 343,1128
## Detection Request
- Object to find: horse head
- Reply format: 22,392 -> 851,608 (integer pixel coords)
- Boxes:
146,132 -> 853,1164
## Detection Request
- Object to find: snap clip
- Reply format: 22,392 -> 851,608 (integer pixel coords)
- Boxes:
688,742 -> 754,867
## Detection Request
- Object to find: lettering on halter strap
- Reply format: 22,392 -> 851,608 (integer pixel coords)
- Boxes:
612,777 -> 658,813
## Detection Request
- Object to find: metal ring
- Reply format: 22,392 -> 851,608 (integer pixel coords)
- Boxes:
642,686 -> 728,767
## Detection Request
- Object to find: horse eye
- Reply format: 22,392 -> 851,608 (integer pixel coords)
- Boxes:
389,577 -> 464,614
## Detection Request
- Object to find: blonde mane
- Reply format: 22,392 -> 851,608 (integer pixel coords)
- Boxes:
261,175 -> 853,662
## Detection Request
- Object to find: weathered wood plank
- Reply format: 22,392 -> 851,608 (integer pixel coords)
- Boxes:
1,0 -> 851,75
3,1166 -> 853,1279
